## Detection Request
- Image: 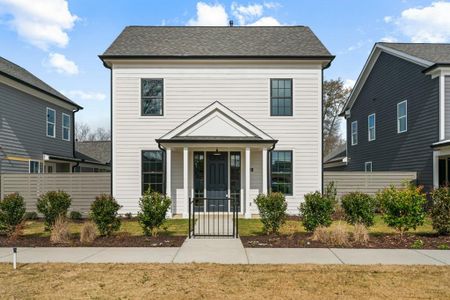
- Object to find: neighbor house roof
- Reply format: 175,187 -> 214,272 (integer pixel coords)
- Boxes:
323,143 -> 347,169
378,43 -> 450,65
0,56 -> 82,109
100,26 -> 334,65
75,141 -> 111,165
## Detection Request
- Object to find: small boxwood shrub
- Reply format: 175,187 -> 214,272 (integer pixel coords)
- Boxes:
376,184 -> 426,235
69,211 -> 83,220
0,193 -> 26,235
341,192 -> 376,227
430,187 -> 450,235
90,194 -> 121,236
255,192 -> 287,234
300,191 -> 334,232
137,190 -> 171,236
36,190 -> 71,230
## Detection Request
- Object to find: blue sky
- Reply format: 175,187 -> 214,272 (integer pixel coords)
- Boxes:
1,0 -> 449,130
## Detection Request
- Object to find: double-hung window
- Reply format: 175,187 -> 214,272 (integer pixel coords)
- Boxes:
142,150 -> 165,194
62,113 -> 70,141
351,121 -> 358,145
270,79 -> 292,116
270,151 -> 293,195
397,100 -> 407,133
29,160 -> 41,173
141,79 -> 163,116
46,108 -> 56,138
368,113 -> 376,141
365,161 -> 373,172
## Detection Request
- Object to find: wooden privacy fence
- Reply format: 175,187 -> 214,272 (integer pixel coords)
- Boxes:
0,173 -> 111,214
324,171 -> 417,198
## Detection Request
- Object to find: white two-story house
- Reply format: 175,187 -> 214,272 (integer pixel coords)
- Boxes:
100,26 -> 333,218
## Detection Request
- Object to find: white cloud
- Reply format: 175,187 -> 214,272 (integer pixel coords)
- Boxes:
47,53 -> 78,75
383,16 -> 393,23
263,2 -> 281,9
231,3 -> 263,24
248,16 -> 281,26
0,0 -> 78,50
187,2 -> 228,26
380,36 -> 398,43
390,1 -> 450,42
63,90 -> 106,101
344,79 -> 356,89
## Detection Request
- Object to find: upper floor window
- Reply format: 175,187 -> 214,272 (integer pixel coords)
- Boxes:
270,79 -> 292,116
365,161 -> 373,172
270,150 -> 293,195
62,113 -> 71,141
141,79 -> 163,116
351,121 -> 358,145
397,100 -> 407,133
142,150 -> 165,194
368,113 -> 376,141
46,108 -> 56,138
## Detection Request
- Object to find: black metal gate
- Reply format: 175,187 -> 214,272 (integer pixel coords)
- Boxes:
188,197 -> 239,238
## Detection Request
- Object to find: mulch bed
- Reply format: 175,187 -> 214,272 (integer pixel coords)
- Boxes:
241,233 -> 450,249
0,234 -> 185,247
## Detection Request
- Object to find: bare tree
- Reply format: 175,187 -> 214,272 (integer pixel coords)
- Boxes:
75,122 -> 91,142
323,78 -> 352,156
88,127 -> 111,141
75,122 -> 110,141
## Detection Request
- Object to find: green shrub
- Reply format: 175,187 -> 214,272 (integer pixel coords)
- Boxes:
411,239 -> 424,249
438,244 -> 449,250
376,184 -> 426,235
24,211 -> 38,220
255,192 -> 287,234
69,211 -> 83,220
430,187 -> 450,235
300,191 -> 334,232
90,194 -> 121,236
324,181 -> 337,206
36,191 -> 71,230
137,190 -> 171,236
0,193 -> 26,234
341,192 -> 376,227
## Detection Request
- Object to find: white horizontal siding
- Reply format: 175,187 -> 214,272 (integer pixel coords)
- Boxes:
112,61 -> 322,215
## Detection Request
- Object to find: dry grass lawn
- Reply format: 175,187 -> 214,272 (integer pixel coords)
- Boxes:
0,263 -> 448,299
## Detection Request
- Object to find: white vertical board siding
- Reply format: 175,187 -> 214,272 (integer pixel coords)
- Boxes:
112,61 -> 322,215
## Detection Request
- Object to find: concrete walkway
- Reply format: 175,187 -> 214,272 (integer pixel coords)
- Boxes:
1,239 -> 450,265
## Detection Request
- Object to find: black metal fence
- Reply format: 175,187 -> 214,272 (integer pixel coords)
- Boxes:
188,197 -> 239,238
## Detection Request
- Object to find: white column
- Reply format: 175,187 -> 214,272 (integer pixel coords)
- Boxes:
440,74 -> 445,140
165,148 -> 172,218
433,150 -> 440,188
245,147 -> 251,218
262,148 -> 268,195
183,146 -> 189,218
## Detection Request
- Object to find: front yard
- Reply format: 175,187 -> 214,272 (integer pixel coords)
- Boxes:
0,263 -> 449,299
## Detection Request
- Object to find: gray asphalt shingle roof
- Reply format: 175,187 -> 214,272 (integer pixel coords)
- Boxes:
101,26 -> 333,59
75,141 -> 111,165
0,56 -> 81,108
378,42 -> 450,64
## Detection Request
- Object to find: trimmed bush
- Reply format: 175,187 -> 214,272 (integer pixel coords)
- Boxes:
0,193 -> 26,235
69,211 -> 83,220
255,192 -> 287,234
137,190 -> 171,236
36,190 -> 71,230
80,221 -> 98,245
24,211 -> 38,220
300,191 -> 334,232
90,194 -> 121,236
430,187 -> 450,235
341,192 -> 376,227
376,184 -> 426,235
50,216 -> 71,244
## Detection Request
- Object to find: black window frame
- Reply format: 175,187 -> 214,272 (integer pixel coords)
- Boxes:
270,78 -> 293,116
269,150 -> 293,196
141,78 -> 164,116
141,150 -> 166,195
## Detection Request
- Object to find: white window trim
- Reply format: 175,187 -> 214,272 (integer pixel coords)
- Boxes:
365,161 -> 373,172
62,113 -> 71,141
46,107 -> 56,138
368,113 -> 376,141
397,100 -> 407,133
29,159 -> 41,173
351,120 -> 358,145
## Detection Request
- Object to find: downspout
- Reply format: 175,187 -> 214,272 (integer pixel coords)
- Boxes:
267,142 -> 276,194
71,107 -> 80,172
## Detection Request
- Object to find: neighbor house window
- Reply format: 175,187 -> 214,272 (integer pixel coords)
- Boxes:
270,151 -> 293,195
368,113 -> 376,141
142,150 -> 165,194
62,113 -> 70,141
270,79 -> 292,116
29,160 -> 41,173
397,100 -> 407,133
365,161 -> 373,172
351,121 -> 358,145
46,108 -> 56,138
141,79 -> 163,116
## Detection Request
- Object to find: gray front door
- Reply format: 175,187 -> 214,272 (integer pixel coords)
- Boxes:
206,152 -> 228,212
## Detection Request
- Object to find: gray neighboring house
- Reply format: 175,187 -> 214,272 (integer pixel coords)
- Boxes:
340,42 -> 450,190
323,143 -> 347,170
0,56 -> 82,174
75,141 -> 111,172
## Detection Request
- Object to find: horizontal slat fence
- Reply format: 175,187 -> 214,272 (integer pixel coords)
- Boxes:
324,171 -> 417,198
0,173 -> 111,214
